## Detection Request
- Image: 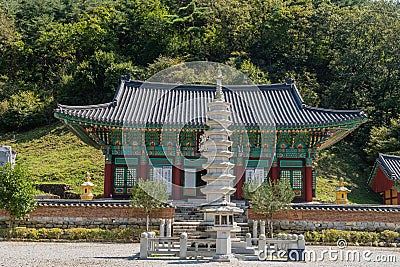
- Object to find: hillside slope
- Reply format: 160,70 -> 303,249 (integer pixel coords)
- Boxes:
0,123 -> 104,195
315,143 -> 381,204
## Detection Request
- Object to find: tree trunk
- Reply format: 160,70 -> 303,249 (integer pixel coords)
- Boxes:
146,210 -> 150,232
267,216 -> 274,238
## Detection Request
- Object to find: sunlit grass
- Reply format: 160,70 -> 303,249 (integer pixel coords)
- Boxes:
0,123 -> 104,196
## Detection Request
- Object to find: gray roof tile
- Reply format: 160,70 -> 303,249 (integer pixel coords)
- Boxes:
55,80 -> 367,128
377,154 -> 400,181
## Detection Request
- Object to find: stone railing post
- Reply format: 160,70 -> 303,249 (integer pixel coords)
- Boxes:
166,218 -> 172,237
260,220 -> 266,236
288,234 -> 297,249
159,219 -> 165,237
246,233 -> 252,247
298,234 -> 305,250
179,232 -> 188,259
258,234 -> 266,260
252,220 -> 258,239
140,232 -> 148,259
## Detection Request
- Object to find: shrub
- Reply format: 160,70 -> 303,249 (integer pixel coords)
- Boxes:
379,230 -> 399,243
0,91 -> 51,131
47,228 -> 64,239
13,227 -> 39,239
304,231 -> 321,243
65,228 -> 88,240
321,229 -> 350,243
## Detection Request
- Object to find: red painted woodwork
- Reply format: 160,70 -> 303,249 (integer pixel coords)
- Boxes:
271,166 -> 279,182
305,166 -> 313,202
173,165 -> 182,200
104,162 -> 114,198
371,167 -> 395,193
235,165 -> 245,200
139,163 -> 147,181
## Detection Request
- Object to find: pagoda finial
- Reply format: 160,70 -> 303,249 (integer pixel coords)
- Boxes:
216,69 -> 223,100
86,171 -> 91,182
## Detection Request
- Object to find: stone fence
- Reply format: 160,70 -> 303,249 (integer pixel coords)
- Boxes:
248,204 -> 400,233
0,200 -> 174,230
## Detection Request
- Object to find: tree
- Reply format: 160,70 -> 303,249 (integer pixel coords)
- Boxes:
365,115 -> 400,162
0,163 -> 37,228
130,178 -> 169,232
243,178 -> 294,238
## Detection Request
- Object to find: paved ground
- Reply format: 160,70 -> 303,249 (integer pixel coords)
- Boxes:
0,242 -> 399,267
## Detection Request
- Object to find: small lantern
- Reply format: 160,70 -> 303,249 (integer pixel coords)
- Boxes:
80,172 -> 95,200
335,177 -> 351,204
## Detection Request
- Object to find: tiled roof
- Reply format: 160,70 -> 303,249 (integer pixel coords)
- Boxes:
377,154 -> 400,181
55,79 -> 367,129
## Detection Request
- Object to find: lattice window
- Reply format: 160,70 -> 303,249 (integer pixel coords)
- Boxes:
126,168 -> 137,187
279,170 -> 303,190
292,170 -> 303,189
312,170 -> 316,197
114,167 -> 137,187
280,170 -> 291,184
114,167 -> 125,186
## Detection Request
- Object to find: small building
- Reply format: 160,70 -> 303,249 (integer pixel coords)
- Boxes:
368,154 -> 400,205
54,76 -> 367,202
0,146 -> 16,167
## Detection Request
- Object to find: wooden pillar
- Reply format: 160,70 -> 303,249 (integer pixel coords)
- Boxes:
173,164 -> 182,200
270,159 -> 279,182
139,155 -> 148,180
235,165 -> 245,200
305,157 -> 313,202
104,155 -> 114,198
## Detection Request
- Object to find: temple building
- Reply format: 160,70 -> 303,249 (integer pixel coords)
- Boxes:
54,76 -> 367,202
368,154 -> 400,205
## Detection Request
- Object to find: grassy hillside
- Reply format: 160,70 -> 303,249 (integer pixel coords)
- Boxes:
315,142 -> 381,204
0,123 -> 104,195
1,124 -> 381,203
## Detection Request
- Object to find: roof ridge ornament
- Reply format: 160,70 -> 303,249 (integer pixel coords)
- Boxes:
285,77 -> 295,85
121,74 -> 130,81
215,69 -> 223,100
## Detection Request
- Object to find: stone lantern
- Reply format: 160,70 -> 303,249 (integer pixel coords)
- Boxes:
80,171 -> 95,200
335,177 -> 351,204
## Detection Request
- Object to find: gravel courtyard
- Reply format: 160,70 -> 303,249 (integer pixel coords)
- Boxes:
0,242 -> 399,267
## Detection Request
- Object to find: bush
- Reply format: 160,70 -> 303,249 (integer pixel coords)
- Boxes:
65,228 -> 88,240
379,230 -> 399,243
304,231 -> 321,243
0,90 -> 52,131
0,227 -> 148,242
12,227 -> 39,239
321,229 -> 350,243
304,230 -> 381,244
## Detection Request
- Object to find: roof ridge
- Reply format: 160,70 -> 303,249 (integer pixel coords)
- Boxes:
125,79 -> 288,90
303,105 -> 366,115
378,153 -> 400,180
57,103 -> 112,110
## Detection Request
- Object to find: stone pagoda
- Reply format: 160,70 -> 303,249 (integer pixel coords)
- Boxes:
200,71 -> 243,261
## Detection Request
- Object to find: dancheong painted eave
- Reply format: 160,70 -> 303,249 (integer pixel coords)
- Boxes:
54,78 -> 368,130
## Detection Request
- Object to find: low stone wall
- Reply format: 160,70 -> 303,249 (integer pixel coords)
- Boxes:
0,202 -> 174,230
248,206 -> 400,233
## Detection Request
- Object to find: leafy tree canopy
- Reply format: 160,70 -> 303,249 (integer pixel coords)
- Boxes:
0,163 -> 37,220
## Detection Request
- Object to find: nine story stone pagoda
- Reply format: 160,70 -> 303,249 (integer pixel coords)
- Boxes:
54,76 -> 367,202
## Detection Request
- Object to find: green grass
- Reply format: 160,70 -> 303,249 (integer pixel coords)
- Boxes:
0,123 -> 104,196
314,142 -> 381,204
